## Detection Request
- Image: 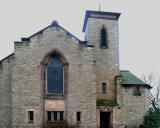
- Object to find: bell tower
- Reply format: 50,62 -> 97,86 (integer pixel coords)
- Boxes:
82,10 -> 121,99
82,10 -> 121,128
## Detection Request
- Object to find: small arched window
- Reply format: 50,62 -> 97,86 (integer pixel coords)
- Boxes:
47,59 -> 63,94
101,26 -> 108,48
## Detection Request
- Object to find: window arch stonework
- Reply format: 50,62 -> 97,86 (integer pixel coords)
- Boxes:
41,49 -> 69,100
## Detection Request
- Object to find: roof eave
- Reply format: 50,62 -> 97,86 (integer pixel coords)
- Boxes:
121,84 -> 152,89
82,10 -> 121,32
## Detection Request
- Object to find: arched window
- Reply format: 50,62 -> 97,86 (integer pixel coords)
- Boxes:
101,26 -> 108,48
41,50 -> 68,97
47,59 -> 63,94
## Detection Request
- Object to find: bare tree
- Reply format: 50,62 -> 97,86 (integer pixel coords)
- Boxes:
142,73 -> 160,112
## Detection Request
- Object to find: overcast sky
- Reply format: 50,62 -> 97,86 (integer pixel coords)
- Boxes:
0,0 -> 160,78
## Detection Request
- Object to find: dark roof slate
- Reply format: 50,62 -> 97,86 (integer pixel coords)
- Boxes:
120,70 -> 152,88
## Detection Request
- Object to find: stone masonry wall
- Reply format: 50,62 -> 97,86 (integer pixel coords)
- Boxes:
85,17 -> 119,100
0,55 -> 14,128
66,44 -> 97,126
11,25 -> 97,127
123,86 -> 149,126
116,80 -> 150,127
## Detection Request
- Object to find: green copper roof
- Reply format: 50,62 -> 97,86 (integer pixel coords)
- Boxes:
120,70 -> 151,88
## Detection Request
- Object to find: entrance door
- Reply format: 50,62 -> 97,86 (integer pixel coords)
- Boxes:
100,112 -> 111,128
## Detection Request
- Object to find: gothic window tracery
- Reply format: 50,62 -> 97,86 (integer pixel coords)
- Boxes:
41,50 -> 68,97
47,59 -> 63,94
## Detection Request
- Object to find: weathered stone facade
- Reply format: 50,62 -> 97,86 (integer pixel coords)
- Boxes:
0,10 -> 151,128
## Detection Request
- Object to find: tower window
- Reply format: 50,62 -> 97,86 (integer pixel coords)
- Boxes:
28,111 -> 34,124
102,83 -> 106,94
100,26 -> 108,48
76,112 -> 81,122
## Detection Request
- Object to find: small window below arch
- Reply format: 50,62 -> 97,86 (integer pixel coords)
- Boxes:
100,26 -> 108,48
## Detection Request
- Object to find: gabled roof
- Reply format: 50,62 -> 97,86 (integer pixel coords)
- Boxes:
1,20 -> 87,64
28,20 -> 81,42
120,70 -> 152,88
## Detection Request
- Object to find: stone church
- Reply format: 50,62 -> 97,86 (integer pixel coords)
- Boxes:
0,10 -> 151,128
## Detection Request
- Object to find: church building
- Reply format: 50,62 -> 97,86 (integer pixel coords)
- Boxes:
0,10 -> 151,128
